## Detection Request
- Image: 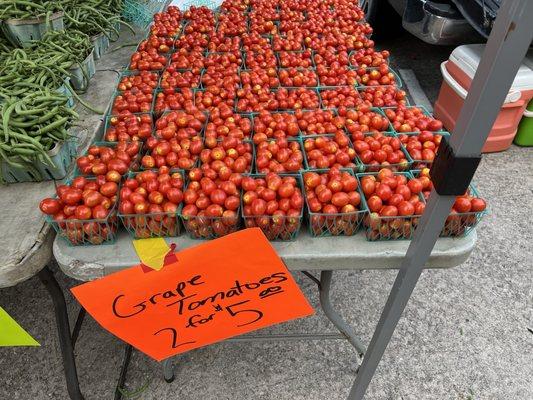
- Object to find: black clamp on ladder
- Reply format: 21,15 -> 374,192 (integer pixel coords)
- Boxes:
430,135 -> 481,196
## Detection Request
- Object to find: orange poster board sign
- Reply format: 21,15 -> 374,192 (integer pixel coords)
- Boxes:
71,228 -> 314,361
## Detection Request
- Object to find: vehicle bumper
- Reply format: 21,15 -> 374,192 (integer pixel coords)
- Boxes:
401,0 -> 480,45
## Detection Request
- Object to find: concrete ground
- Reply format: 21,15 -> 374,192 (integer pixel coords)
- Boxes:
1,28 -> 533,400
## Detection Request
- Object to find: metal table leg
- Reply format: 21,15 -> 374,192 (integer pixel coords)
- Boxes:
319,271 -> 366,356
38,265 -> 84,400
114,344 -> 133,400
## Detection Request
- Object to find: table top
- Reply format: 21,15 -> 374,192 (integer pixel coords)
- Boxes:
0,28 -> 140,288
54,229 -> 477,282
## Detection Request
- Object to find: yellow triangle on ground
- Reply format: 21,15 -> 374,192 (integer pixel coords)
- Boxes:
0,306 -> 40,347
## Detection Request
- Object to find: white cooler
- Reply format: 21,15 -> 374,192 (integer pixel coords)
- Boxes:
434,44 -> 533,152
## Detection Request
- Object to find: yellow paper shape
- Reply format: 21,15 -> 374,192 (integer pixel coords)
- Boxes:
132,238 -> 171,271
0,306 -> 40,347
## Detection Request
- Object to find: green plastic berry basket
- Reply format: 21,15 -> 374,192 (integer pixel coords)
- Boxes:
396,130 -> 450,170
241,173 -> 304,241
411,170 -> 487,238
381,105 -> 448,135
122,0 -> 167,29
101,112 -> 153,142
352,132 -> 413,173
303,168 -> 366,237
45,176 -> 119,246
179,182 -> 243,240
356,171 -> 425,241
119,170 -> 185,238
253,137 -> 305,173
317,86 -> 362,110
301,134 -> 361,171
72,141 -> 142,177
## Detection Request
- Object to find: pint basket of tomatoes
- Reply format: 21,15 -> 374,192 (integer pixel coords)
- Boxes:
414,168 -> 487,237
302,133 -> 359,170
382,105 -> 446,135
358,169 -> 426,241
241,173 -> 304,241
40,176 -> 120,246
303,168 -> 365,236
74,142 -> 142,178
351,131 -> 412,172
179,167 -> 243,239
103,112 -> 153,142
397,130 -> 450,170
116,70 -> 160,95
118,168 -> 185,238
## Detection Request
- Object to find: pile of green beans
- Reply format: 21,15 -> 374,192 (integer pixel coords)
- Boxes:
0,32 -> 13,54
63,0 -> 133,39
0,47 -> 67,99
34,29 -> 93,67
0,90 -> 77,178
0,0 -> 61,20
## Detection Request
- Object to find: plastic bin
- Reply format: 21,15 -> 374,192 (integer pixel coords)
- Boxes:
1,140 -> 77,183
1,11 -> 64,47
434,44 -> 533,153
68,50 -> 97,92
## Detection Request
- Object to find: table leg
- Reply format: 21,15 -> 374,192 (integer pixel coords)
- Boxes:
114,344 -> 133,400
38,265 -> 84,400
162,358 -> 175,383
319,271 -> 366,356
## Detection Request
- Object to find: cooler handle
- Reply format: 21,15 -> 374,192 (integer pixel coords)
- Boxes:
440,62 -> 521,104
524,109 -> 533,118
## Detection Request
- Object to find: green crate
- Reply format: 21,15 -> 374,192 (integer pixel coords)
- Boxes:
117,69 -> 161,93
45,176 -> 119,246
356,171 -> 426,241
1,11 -> 64,48
1,139 -> 77,183
241,173 -> 304,241
68,50 -> 96,92
119,170 -> 185,238
122,0 -> 167,29
111,87 -> 157,116
303,169 -> 365,237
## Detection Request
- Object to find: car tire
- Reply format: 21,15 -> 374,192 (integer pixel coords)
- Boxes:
359,0 -> 402,38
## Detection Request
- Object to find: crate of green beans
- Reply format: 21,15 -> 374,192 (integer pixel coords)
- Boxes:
0,90 -> 79,183
1,10 -> 64,48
